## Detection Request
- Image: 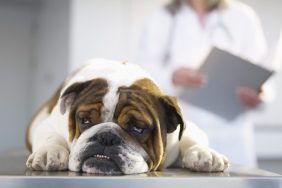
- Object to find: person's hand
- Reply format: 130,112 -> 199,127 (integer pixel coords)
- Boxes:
237,86 -> 262,108
172,67 -> 206,88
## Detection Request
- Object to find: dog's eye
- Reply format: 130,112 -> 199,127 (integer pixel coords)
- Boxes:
79,117 -> 92,130
132,125 -> 144,134
127,119 -> 147,135
81,118 -> 91,124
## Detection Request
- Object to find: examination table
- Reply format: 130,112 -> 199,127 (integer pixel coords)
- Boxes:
0,150 -> 281,188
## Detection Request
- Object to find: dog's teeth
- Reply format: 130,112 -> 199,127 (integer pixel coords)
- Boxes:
93,154 -> 110,160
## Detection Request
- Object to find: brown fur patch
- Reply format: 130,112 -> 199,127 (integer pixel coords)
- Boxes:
133,78 -> 163,96
68,79 -> 109,141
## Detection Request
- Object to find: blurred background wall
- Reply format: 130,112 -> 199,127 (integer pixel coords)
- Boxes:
0,0 -> 70,149
0,0 -> 281,173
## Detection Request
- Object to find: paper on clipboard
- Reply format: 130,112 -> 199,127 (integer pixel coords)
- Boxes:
179,48 -> 274,120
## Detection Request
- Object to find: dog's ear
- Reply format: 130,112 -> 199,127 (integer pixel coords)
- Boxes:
159,96 -> 185,140
60,81 -> 91,114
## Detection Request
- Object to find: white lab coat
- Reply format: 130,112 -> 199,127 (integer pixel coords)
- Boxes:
136,1 -> 270,167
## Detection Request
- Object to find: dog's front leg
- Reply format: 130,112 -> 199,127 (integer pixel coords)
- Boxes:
26,124 -> 69,171
179,122 -> 229,172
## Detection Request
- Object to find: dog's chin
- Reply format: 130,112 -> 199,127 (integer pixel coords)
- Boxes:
82,157 -> 122,175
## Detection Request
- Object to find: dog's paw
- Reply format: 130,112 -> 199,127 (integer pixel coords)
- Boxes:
182,145 -> 229,172
26,145 -> 69,171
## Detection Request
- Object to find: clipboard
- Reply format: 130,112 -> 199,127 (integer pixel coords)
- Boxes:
179,48 -> 274,120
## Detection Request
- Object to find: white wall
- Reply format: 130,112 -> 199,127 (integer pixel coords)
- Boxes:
31,0 -> 70,111
70,0 -> 129,71
0,1 -> 34,150
0,0 -> 71,151
69,0 -> 167,71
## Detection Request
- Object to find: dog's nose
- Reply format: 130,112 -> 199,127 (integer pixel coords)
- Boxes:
96,132 -> 122,146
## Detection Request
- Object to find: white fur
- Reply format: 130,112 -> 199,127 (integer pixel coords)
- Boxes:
28,106 -> 49,145
26,144 -> 69,171
27,59 -> 229,173
101,84 -> 120,122
182,144 -> 228,172
118,149 -> 148,174
164,121 -> 229,171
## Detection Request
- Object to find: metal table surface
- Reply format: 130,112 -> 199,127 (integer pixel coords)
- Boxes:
0,150 -> 281,188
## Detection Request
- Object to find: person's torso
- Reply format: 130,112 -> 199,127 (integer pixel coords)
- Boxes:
167,2 -> 262,70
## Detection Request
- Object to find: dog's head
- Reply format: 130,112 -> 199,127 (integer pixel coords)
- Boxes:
59,61 -> 185,175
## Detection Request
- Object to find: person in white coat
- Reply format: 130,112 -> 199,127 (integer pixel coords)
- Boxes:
136,0 -> 272,167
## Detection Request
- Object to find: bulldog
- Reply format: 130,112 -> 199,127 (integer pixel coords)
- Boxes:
26,59 -> 229,175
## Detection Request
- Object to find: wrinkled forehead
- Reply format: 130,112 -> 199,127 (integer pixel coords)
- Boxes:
71,79 -> 162,124
103,78 -> 163,123
63,60 -> 161,121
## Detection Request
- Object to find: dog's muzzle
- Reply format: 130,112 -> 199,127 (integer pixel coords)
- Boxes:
68,122 -> 150,175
